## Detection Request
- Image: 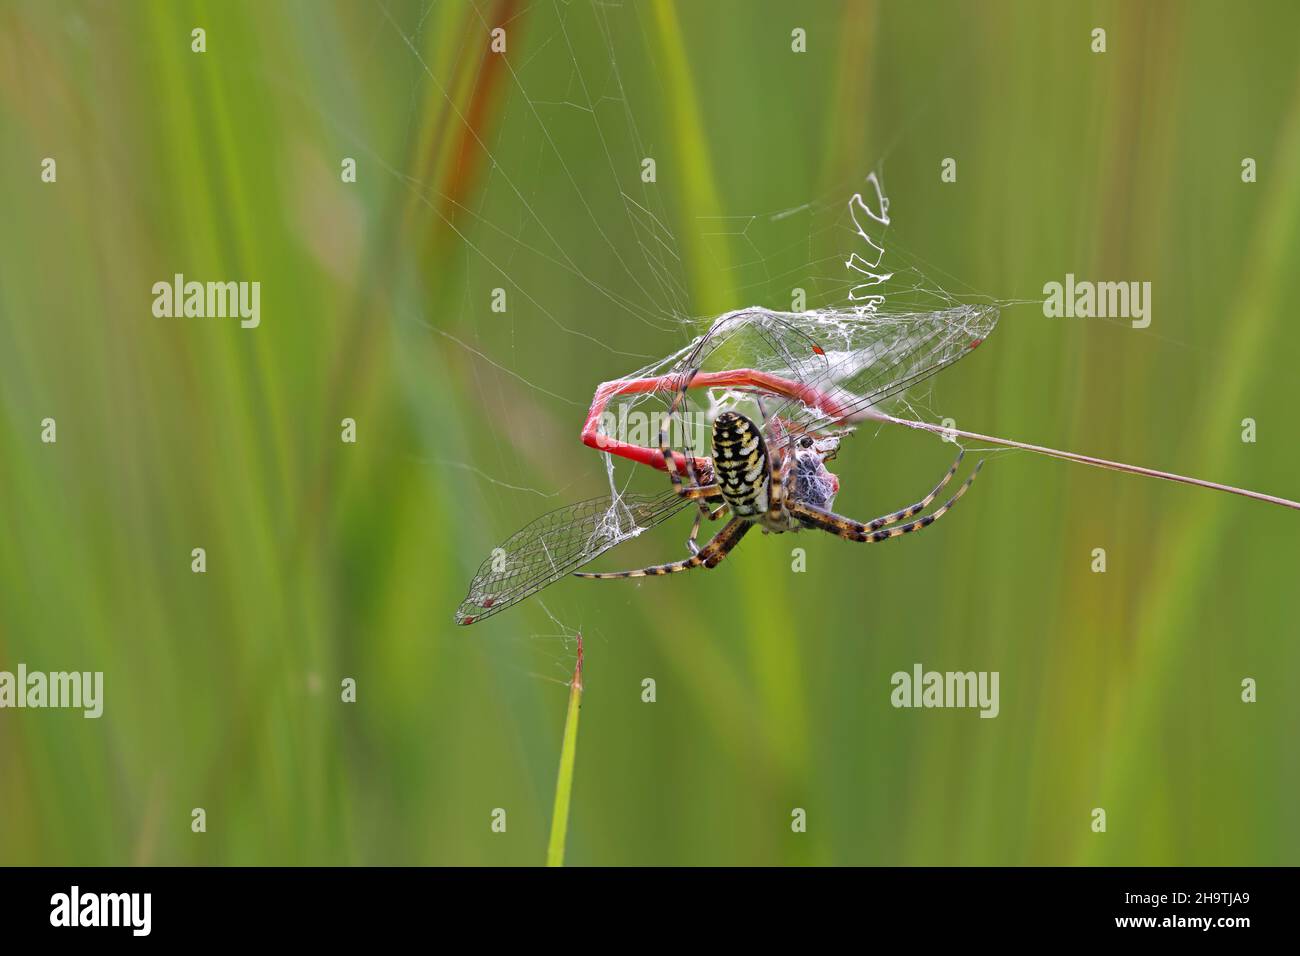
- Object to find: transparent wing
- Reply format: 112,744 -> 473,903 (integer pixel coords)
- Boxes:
456,489 -> 695,625
670,304 -> 998,452
778,304 -> 998,434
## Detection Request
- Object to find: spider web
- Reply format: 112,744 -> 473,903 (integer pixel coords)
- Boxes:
339,2 -> 1016,625
448,175 -> 1002,622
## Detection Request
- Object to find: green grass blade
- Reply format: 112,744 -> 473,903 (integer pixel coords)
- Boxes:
546,637 -> 584,867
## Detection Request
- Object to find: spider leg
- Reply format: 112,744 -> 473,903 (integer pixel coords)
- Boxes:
866,449 -> 966,532
686,510 -> 703,553
680,483 -> 726,554
659,403 -> 689,494
816,426 -> 854,462
788,458 -> 983,542
686,503 -> 729,555
657,385 -> 725,535
575,516 -> 753,579
675,483 -> 722,501
666,480 -> 727,552
766,442 -> 792,522
680,424 -> 720,524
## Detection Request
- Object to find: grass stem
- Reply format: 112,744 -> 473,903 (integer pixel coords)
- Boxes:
546,633 -> 583,867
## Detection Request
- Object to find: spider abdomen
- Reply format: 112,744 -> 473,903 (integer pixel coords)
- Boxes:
711,411 -> 769,517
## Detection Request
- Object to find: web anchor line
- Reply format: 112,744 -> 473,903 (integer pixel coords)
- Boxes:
867,411 -> 1300,512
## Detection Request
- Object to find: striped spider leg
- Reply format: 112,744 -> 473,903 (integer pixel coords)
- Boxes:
665,471 -> 728,558
787,453 -> 983,543
656,377 -> 725,539
573,514 -> 754,579
754,393 -> 792,524
572,473 -> 749,580
685,502 -> 730,555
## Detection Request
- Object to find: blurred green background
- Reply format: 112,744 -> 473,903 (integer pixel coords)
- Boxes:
1,0 -> 1297,865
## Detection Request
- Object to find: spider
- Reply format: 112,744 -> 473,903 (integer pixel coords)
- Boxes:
570,386 -> 982,581
455,306 -> 995,625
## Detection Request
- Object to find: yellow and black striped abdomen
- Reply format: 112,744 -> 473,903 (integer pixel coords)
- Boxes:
711,411 -> 769,517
